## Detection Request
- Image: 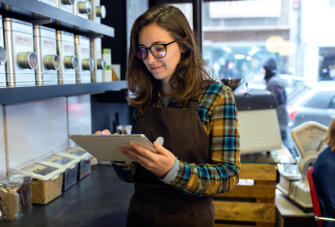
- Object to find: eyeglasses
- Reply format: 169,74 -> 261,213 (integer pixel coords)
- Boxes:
136,40 -> 177,60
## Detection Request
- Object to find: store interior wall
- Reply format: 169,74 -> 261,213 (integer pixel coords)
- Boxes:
68,95 -> 92,147
0,95 -> 92,174
6,98 -> 68,169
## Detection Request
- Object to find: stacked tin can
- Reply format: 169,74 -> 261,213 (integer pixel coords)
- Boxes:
57,31 -> 78,84
34,26 -> 60,85
0,0 -> 108,87
4,18 -> 38,87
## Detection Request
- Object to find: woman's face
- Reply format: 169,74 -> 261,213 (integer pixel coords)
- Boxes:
138,23 -> 182,86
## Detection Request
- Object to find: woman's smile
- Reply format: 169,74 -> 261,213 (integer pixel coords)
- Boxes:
150,65 -> 164,71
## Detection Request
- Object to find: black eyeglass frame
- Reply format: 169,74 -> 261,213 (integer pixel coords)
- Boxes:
136,40 -> 177,60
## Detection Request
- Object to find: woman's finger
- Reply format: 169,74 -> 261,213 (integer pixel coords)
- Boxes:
128,142 -> 156,160
152,141 -> 169,154
120,146 -> 150,164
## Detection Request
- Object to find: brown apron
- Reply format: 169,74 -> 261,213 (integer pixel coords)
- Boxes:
127,98 -> 214,227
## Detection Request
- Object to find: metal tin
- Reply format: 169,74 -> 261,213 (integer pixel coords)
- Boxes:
96,5 -> 106,19
75,0 -> 92,19
34,26 -> 59,85
97,59 -> 106,70
0,16 -> 8,87
57,31 -> 77,84
4,18 -> 38,87
77,35 -> 94,83
56,0 -> 74,14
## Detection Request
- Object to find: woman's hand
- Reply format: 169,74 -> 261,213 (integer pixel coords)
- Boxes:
95,129 -> 128,166
95,129 -> 111,135
120,141 -> 176,177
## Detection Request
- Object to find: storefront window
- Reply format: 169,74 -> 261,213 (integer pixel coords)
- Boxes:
172,0 -> 335,132
203,0 -> 290,82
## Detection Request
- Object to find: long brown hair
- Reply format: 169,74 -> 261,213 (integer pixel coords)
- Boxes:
324,118 -> 335,151
126,4 -> 211,108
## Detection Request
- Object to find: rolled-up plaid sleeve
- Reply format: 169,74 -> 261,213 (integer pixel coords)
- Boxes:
169,82 -> 241,196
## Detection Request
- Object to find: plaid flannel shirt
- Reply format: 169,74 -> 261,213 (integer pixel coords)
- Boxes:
113,81 -> 240,196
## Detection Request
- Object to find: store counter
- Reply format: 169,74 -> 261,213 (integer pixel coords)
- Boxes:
275,190 -> 316,227
1,165 -> 134,227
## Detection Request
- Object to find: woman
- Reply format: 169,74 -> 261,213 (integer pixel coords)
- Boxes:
111,4 -> 240,227
313,119 -> 335,226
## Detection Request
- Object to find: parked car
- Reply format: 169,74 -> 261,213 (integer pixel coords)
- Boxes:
288,81 -> 335,129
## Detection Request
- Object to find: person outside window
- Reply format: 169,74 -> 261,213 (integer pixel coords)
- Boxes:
263,57 -> 299,158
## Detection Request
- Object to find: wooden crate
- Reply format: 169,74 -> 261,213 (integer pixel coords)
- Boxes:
214,163 -> 277,227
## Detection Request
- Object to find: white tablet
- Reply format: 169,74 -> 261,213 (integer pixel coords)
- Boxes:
69,134 -> 154,161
